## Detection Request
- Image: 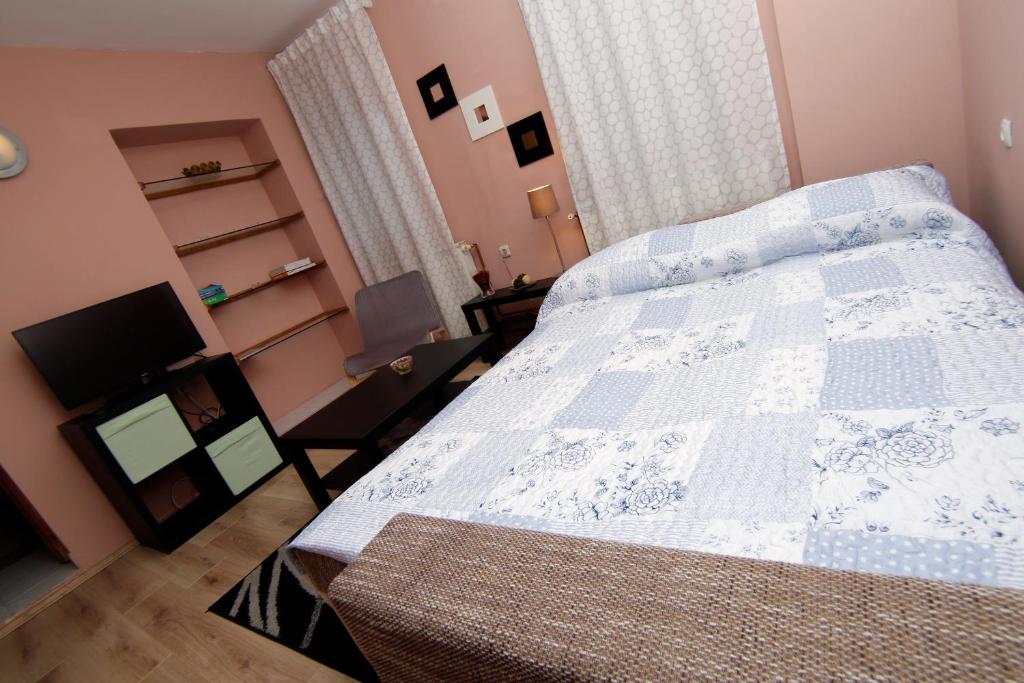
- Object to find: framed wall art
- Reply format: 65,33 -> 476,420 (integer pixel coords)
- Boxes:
459,86 -> 504,141
507,111 -> 554,167
416,64 -> 458,119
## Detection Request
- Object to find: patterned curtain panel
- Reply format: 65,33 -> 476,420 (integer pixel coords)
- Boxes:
518,0 -> 791,252
268,1 -> 474,336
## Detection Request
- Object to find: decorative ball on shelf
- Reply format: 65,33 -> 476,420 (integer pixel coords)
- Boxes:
512,273 -> 534,290
182,161 -> 224,177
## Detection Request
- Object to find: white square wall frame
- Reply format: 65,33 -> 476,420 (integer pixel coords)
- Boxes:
459,86 -> 504,141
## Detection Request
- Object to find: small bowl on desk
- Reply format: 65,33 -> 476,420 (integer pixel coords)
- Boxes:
389,355 -> 414,375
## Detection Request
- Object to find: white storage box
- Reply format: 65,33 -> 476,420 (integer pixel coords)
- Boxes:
206,417 -> 282,495
96,394 -> 196,484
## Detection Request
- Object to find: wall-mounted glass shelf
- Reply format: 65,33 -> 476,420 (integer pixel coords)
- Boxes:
207,261 -> 325,309
174,212 -> 304,256
235,308 -> 348,362
141,160 -> 279,200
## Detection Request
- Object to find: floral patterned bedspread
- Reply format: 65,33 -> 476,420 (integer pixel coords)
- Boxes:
292,165 -> 1024,589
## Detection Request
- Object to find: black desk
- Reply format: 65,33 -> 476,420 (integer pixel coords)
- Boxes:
461,277 -> 556,361
281,335 -> 493,510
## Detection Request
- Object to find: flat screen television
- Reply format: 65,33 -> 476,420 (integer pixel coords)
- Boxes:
12,282 -> 206,410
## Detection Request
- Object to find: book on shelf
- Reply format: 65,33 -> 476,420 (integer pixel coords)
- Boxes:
199,284 -> 226,300
202,292 -> 229,306
269,257 -> 314,279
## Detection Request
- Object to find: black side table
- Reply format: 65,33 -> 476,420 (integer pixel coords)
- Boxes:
461,276 -> 556,361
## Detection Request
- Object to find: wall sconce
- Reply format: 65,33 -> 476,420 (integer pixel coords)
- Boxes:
0,128 -> 28,178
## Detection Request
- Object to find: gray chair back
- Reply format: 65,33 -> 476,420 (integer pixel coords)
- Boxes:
354,270 -> 443,351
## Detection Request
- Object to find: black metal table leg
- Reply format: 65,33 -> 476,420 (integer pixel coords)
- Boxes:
480,306 -> 502,363
464,307 -> 483,335
360,440 -> 384,461
285,444 -> 331,511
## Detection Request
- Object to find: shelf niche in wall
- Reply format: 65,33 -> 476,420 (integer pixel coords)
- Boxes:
111,119 -> 351,422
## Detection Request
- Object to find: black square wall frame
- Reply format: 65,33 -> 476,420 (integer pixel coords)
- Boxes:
416,64 -> 458,119
507,111 -> 554,167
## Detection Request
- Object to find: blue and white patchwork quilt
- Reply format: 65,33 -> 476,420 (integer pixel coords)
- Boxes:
293,165 -> 1024,589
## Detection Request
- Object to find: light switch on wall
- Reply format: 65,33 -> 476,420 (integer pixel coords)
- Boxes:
1000,118 -> 1013,149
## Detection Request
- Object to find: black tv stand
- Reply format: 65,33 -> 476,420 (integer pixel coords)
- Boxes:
138,369 -> 160,386
59,353 -> 288,553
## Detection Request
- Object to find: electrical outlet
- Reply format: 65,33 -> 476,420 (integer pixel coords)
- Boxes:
1001,118 -> 1013,149
498,244 -> 512,258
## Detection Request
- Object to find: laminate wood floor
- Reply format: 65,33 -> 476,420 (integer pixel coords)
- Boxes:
0,449 -> 354,683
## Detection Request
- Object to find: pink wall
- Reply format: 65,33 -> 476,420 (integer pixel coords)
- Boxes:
366,0 -> 589,284
755,0 -> 804,189
0,47 -> 363,573
958,0 -> 1024,285
771,0 -> 971,208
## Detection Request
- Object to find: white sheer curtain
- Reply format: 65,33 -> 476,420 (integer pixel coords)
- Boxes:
269,0 -> 474,336
518,0 -> 790,252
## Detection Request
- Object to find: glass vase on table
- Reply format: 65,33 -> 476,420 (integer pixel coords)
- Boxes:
456,240 -> 495,297
472,269 -> 494,298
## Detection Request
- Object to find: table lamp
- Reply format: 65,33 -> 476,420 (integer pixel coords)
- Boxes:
527,183 -> 566,272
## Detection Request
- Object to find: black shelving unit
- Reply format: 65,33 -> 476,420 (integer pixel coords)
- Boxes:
58,354 -> 288,552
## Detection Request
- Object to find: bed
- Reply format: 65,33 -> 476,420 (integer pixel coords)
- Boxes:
292,164 -> 1024,594
291,164 -> 1024,678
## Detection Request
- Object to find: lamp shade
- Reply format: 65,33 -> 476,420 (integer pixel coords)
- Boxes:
527,184 -> 559,219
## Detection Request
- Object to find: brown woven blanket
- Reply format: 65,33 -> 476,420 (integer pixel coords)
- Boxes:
291,548 -> 347,595
326,514 -> 1024,682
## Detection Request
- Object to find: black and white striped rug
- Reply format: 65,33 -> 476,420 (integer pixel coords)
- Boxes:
208,538 -> 376,682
